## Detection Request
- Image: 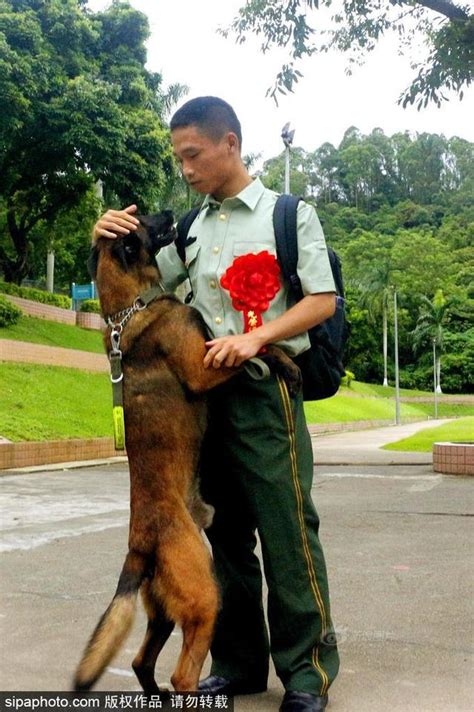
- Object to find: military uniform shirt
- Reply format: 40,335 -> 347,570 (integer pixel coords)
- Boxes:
156,178 -> 335,357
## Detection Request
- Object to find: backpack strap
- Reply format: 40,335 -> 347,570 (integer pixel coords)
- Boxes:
273,194 -> 303,298
176,206 -> 201,262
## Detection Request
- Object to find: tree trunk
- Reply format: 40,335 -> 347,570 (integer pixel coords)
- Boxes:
383,304 -> 389,386
2,208 -> 30,284
0,249 -> 30,285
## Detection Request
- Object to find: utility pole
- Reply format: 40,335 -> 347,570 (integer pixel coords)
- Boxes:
46,246 -> 55,293
393,288 -> 401,425
433,338 -> 439,419
281,123 -> 295,193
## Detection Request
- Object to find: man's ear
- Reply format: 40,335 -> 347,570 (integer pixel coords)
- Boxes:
227,132 -> 240,154
87,245 -> 99,279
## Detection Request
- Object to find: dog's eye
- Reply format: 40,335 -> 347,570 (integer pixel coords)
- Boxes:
124,243 -> 139,257
122,233 -> 142,262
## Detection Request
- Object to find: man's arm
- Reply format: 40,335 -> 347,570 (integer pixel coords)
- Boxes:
204,292 -> 336,368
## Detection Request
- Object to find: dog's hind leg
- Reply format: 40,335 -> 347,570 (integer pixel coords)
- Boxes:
154,509 -> 219,691
132,581 -> 174,694
73,549 -> 147,691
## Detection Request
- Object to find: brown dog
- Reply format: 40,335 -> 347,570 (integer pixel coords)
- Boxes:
73,211 -> 301,693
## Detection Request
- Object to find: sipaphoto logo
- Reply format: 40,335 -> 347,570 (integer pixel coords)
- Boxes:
2,694 -> 100,710
0,692 -> 233,711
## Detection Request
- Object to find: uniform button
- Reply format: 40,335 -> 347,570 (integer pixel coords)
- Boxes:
209,280 -> 217,289
215,316 -> 222,325
212,246 -> 220,254
219,213 -> 227,221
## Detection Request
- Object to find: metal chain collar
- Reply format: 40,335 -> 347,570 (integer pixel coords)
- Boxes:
106,297 -> 147,359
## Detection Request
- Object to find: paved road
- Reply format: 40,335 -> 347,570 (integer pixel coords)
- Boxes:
311,419 -> 447,466
1,456 -> 473,711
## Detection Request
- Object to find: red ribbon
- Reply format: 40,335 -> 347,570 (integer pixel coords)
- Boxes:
220,251 -> 281,336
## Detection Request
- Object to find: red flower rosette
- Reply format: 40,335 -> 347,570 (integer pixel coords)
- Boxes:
220,251 -> 281,337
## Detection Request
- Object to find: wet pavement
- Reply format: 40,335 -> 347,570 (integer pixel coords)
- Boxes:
0,441 -> 473,711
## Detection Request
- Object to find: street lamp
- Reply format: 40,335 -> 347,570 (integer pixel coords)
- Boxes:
393,287 -> 401,425
281,122 -> 295,193
433,338 -> 439,419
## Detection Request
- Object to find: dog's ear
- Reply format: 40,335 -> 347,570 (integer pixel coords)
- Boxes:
111,232 -> 142,271
87,244 -> 99,280
139,211 -> 176,254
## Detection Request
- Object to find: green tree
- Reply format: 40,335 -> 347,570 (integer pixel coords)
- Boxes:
412,289 -> 454,392
0,0 -> 175,283
342,231 -> 396,385
391,230 -> 459,297
25,188 -> 101,290
260,147 -> 310,195
357,259 -> 395,387
222,0 -> 473,107
306,142 -> 340,204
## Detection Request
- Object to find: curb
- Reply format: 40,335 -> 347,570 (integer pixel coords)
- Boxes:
0,456 -> 128,477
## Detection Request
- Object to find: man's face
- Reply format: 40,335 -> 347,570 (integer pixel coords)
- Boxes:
171,125 -> 237,199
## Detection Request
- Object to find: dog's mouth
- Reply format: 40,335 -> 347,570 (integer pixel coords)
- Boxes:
155,222 -> 176,248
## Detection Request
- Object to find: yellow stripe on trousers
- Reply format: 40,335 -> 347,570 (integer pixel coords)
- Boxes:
277,376 -> 329,697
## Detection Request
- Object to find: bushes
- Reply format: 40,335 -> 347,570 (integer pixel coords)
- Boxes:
0,281 -> 71,309
79,299 -> 101,313
0,295 -> 22,327
341,370 -> 355,387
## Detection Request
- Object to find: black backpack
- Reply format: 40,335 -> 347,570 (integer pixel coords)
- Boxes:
176,195 -> 349,400
273,194 -> 349,400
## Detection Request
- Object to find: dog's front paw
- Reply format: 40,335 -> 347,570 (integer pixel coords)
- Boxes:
279,359 -> 303,397
263,346 -> 302,397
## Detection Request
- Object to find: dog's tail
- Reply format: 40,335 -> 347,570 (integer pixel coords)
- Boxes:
73,550 -> 148,691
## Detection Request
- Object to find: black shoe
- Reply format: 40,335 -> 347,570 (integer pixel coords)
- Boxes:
280,691 -> 329,712
198,675 -> 267,695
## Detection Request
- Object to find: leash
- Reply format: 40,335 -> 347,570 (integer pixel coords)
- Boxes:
105,286 -> 164,450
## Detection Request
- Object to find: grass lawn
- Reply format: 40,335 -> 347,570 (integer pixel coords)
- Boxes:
304,393 -> 473,424
383,417 -> 474,452
348,381 -> 433,398
0,363 -> 112,441
0,315 -> 104,353
0,361 -> 472,442
304,394 -> 425,423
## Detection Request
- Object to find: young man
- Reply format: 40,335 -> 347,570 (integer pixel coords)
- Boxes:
93,96 -> 339,712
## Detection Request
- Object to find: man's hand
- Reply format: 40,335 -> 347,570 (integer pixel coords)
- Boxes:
204,332 -> 266,369
203,293 -> 336,369
92,204 -> 140,243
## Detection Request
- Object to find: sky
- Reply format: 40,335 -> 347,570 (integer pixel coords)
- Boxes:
87,0 -> 473,164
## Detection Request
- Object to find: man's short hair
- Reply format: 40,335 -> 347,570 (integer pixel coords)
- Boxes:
170,96 -> 242,150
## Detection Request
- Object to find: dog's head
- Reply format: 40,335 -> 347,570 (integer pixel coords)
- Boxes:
88,210 -> 176,278
88,210 -> 176,313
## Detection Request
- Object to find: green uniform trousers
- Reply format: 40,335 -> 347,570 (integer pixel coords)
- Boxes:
200,372 -> 340,696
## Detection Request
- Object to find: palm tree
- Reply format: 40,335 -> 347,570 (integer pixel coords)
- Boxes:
159,82 -> 189,118
412,290 -> 451,393
357,258 -> 394,387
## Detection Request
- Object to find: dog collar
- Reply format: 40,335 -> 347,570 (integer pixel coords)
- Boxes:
106,285 -> 165,331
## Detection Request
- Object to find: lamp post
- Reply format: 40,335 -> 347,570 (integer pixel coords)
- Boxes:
46,242 -> 55,293
393,288 -> 401,425
281,122 -> 295,193
433,338 -> 439,419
